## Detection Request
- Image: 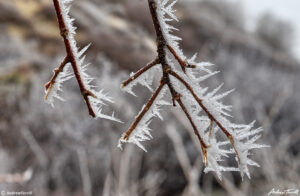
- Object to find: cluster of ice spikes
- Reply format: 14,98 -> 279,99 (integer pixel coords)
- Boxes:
118,0 -> 268,179
44,0 -> 119,122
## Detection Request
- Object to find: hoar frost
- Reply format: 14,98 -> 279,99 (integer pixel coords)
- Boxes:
119,0 -> 268,179
44,0 -> 119,122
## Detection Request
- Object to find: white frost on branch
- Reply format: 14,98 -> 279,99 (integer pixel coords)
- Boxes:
156,0 -> 185,61
45,0 -> 119,121
44,63 -> 73,107
122,64 -> 161,96
118,86 -> 171,151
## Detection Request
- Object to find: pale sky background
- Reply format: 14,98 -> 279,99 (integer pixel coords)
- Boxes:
240,0 -> 300,59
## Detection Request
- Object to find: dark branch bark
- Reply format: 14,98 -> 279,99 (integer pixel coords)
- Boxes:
46,0 -> 96,117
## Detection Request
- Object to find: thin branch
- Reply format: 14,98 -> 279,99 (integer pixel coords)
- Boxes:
168,70 -> 240,162
175,96 -> 208,166
121,81 -> 165,141
167,44 -> 186,72
167,70 -> 228,134
46,0 -> 97,117
171,110 -> 244,196
44,56 -> 69,96
121,58 -> 159,88
167,44 -> 197,71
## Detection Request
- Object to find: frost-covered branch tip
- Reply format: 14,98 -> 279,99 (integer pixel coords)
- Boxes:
118,0 -> 268,179
44,0 -> 120,122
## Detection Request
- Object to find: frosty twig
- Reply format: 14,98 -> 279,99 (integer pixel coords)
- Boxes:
44,0 -> 119,122
119,0 -> 268,179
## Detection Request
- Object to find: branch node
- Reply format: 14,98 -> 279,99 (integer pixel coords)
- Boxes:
83,90 -> 97,99
60,28 -> 69,37
187,64 -> 196,69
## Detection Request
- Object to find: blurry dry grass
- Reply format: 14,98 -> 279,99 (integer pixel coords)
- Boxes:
0,0 -> 299,195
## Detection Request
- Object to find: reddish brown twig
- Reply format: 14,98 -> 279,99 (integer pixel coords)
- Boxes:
45,0 -> 97,117
121,81 -> 165,141
45,56 -> 69,90
167,44 -> 197,72
44,56 -> 69,100
121,58 -> 159,88
167,45 -> 187,72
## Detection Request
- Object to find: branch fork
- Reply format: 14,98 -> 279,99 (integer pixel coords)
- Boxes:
44,0 -> 119,121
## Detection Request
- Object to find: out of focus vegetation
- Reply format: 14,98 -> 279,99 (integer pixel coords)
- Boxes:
0,0 -> 299,196
255,13 -> 295,53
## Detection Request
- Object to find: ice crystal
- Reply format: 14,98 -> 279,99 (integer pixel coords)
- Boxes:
118,86 -> 171,151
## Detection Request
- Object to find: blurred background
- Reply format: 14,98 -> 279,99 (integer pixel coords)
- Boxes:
0,0 -> 299,195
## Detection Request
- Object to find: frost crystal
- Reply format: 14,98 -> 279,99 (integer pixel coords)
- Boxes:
118,86 -> 171,151
122,64 -> 161,96
44,63 -> 73,107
